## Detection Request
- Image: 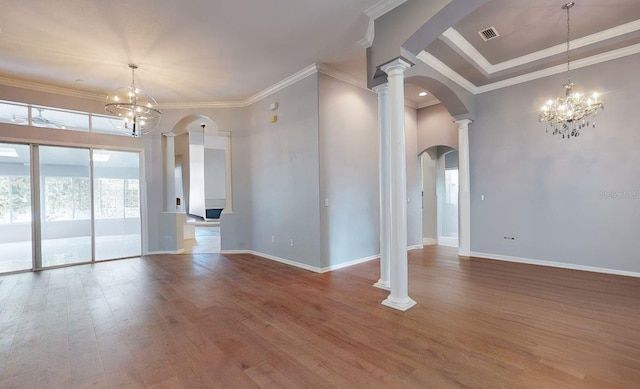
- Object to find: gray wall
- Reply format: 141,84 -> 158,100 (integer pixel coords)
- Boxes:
318,73 -> 379,267
204,149 -> 226,200
405,106 -> 422,247
421,153 -> 437,243
470,53 -> 640,273
417,103 -> 458,153
246,74 -> 322,267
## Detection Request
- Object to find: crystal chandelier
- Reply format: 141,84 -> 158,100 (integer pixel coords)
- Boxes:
105,64 -> 161,137
539,2 -> 604,139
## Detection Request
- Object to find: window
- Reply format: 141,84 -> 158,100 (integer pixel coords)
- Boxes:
94,178 -> 140,219
44,177 -> 91,221
0,176 -> 31,224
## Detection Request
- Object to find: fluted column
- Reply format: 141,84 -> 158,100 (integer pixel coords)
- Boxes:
380,58 -> 416,311
373,83 -> 390,290
163,132 -> 177,212
455,119 -> 472,257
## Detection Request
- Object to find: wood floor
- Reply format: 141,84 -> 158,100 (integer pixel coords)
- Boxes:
1,246 -> 639,388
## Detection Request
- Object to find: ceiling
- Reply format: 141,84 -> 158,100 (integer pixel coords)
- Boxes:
422,0 -> 640,93
0,0 -> 638,110
0,0 -> 379,104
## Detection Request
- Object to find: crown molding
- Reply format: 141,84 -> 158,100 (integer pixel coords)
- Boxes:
365,0 -> 407,20
476,42 -> 640,94
0,76 -> 105,101
442,19 -> 640,75
245,64 -> 319,106
359,0 -> 407,48
358,19 -> 375,48
317,63 -> 368,91
418,42 -> 640,95
159,100 -> 246,109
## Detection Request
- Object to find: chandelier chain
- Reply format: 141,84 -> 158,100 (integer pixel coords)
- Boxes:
566,4 -> 571,85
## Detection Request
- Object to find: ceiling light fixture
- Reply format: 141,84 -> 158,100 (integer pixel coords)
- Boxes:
539,2 -> 604,139
418,92 -> 428,97
105,64 -> 161,137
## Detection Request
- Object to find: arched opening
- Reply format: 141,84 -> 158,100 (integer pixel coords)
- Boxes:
421,146 -> 459,248
169,114 -> 232,254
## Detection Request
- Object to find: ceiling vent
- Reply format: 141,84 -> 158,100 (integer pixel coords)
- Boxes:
478,27 -> 499,41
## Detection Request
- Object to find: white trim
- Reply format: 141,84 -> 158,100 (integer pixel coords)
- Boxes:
408,244 -> 423,251
416,51 -> 479,94
422,238 -> 437,245
470,251 -> 640,279
219,250 -> 380,273
442,20 -> 640,75
476,43 -> 640,94
245,64 -> 319,106
317,64 -> 368,90
321,254 -> 379,272
417,43 -> 640,95
0,76 -> 105,101
438,236 -> 458,247
358,19 -> 375,48
146,249 -> 186,255
160,100 -> 246,109
365,0 -> 407,20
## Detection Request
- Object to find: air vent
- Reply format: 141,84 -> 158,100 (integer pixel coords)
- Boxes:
478,27 -> 499,41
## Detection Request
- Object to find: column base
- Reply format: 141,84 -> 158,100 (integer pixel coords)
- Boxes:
373,280 -> 391,291
381,296 -> 417,311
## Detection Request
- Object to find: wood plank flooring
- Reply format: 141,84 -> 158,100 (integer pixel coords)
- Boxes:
1,246 -> 639,388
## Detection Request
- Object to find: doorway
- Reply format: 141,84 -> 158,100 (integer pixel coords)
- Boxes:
421,147 -> 459,248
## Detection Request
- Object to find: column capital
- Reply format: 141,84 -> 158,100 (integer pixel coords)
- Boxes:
454,119 -> 473,129
380,58 -> 413,76
372,83 -> 389,95
162,132 -> 177,138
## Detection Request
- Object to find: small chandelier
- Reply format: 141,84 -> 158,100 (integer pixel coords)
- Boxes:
539,2 -> 604,139
105,64 -> 161,137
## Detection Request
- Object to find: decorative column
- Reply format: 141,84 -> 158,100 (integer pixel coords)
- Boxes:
380,58 -> 416,311
163,132 -> 177,212
455,119 -> 472,257
373,83 -> 390,290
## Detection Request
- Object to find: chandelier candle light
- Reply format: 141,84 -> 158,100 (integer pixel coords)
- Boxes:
105,64 -> 161,137
539,2 -> 604,138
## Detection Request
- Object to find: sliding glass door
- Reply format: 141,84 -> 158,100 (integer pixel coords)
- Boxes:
0,143 -> 32,272
40,146 -> 92,267
93,150 -> 141,260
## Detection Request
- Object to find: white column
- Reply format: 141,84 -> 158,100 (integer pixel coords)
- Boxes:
455,119 -> 472,257
380,58 -> 416,311
373,83 -> 390,291
163,132 -> 177,212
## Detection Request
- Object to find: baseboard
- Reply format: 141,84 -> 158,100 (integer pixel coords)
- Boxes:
146,249 -> 186,255
470,251 -> 640,278
220,250 -> 379,273
422,238 -> 437,246
438,236 -> 459,247
408,245 -> 424,251
319,254 -> 379,273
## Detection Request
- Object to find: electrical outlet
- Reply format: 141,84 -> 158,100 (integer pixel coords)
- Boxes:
271,236 -> 275,243
290,239 -> 294,247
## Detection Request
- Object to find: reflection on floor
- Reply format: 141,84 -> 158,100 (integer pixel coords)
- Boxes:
183,226 -> 220,254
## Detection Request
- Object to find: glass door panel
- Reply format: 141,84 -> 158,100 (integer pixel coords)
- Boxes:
0,143 -> 32,273
93,150 -> 141,260
40,146 -> 91,267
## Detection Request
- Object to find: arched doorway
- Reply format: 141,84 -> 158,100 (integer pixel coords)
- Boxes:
421,146 -> 459,248
169,115 -> 232,254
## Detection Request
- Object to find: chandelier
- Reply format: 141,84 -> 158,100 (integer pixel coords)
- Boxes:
105,64 -> 161,137
539,2 -> 603,139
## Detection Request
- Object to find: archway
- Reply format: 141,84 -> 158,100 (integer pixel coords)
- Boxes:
167,114 -> 232,254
